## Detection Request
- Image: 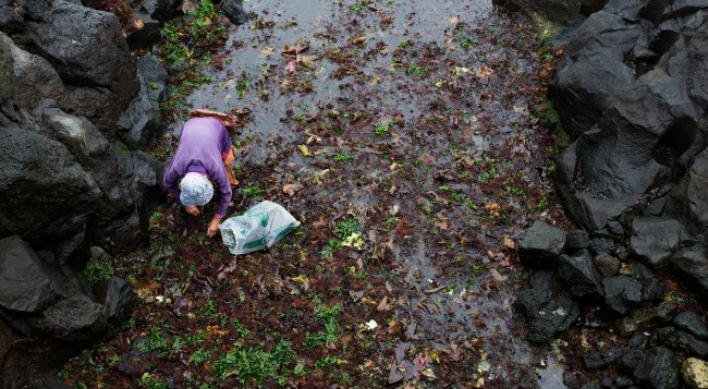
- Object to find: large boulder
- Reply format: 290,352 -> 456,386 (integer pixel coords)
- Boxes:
0,236 -> 137,388
550,0 -> 708,250
8,0 -> 139,136
117,55 -> 168,149
0,123 -> 103,244
671,244 -> 708,301
0,236 -> 59,313
0,1 -> 166,387
514,270 -> 580,343
1,31 -> 164,254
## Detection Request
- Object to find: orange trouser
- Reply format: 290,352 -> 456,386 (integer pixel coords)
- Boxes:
224,145 -> 238,188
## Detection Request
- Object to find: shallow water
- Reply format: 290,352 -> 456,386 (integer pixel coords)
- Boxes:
184,0 -> 563,386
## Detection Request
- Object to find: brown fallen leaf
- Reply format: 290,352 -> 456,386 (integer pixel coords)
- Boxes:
377,296 -> 391,311
282,41 -> 310,58
297,54 -> 318,70
259,46 -> 274,57
483,202 -> 501,215
206,325 -> 228,338
489,268 -> 508,282
417,301 -> 440,314
433,217 -> 450,230
282,183 -> 303,196
350,36 -> 367,44
502,235 -> 516,250
486,250 -> 503,260
217,259 -> 238,280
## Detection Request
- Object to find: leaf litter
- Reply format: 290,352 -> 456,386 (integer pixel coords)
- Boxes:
63,0 -> 576,388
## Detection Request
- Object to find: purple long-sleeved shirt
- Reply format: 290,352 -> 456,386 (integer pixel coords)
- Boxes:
163,117 -> 232,218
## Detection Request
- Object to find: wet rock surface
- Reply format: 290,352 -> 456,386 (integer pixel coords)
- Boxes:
0,0 -> 165,387
0,236 -> 137,388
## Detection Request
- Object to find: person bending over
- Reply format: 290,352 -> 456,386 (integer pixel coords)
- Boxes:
163,116 -> 235,237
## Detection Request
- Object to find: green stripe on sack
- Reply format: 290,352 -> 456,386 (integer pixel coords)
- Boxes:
271,224 -> 296,241
243,236 -> 269,250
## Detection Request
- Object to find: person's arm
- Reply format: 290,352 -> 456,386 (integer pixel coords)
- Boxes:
162,165 -> 182,202
207,163 -> 233,237
212,173 -> 232,219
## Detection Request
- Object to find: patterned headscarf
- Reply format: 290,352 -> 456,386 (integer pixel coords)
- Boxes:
179,172 -> 214,206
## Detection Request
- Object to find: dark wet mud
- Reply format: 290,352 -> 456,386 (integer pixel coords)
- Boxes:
63,1 -> 574,388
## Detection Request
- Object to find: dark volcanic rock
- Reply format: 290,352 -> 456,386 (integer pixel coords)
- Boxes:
673,310 -> 708,340
593,253 -> 621,278
0,236 -> 58,313
558,249 -> 604,300
671,244 -> 708,301
221,0 -> 248,25
602,276 -> 642,315
633,347 -> 680,389
550,0 -> 708,251
629,216 -> 682,267
518,220 -> 566,268
10,0 -> 139,135
514,270 -> 580,343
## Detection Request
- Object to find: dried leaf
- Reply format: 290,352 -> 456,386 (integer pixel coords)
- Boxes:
297,54 -> 318,70
413,353 -> 428,378
449,16 -> 459,24
282,183 -> 303,196
489,268 -> 508,282
290,274 -> 310,290
351,36 -> 367,44
282,41 -> 309,58
297,144 -> 310,157
377,296 -> 391,311
306,134 -> 321,144
483,202 -> 501,215
312,215 -> 327,229
259,46 -> 274,57
350,290 -> 365,302
433,217 -> 450,230
476,65 -> 493,78
417,301 -> 440,314
217,259 -> 238,280
285,59 -> 298,73
388,360 -> 405,384
487,250 -> 503,259
421,367 -> 437,380
502,235 -> 516,250
206,325 -> 228,337
427,350 -> 440,364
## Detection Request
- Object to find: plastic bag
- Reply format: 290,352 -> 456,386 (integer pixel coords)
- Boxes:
219,201 -> 301,255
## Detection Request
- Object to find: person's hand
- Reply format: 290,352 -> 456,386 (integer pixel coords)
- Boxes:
185,205 -> 200,216
207,218 -> 220,238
